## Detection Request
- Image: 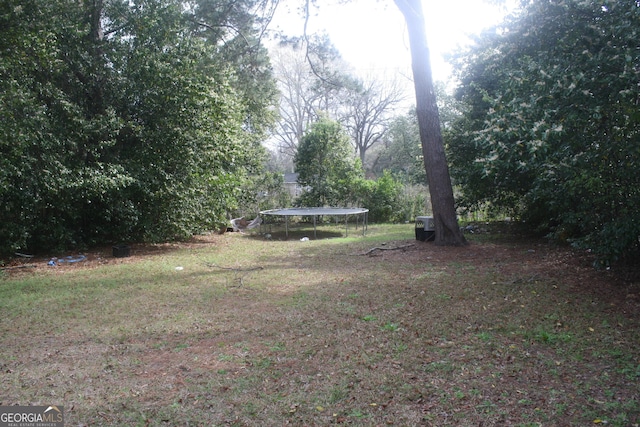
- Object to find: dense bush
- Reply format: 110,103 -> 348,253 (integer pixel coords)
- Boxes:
448,0 -> 640,265
356,171 -> 405,223
0,0 -> 277,255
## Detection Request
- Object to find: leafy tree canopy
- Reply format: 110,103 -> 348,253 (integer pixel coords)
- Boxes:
0,0 -> 278,254
371,111 -> 426,185
294,117 -> 363,207
448,0 -> 640,265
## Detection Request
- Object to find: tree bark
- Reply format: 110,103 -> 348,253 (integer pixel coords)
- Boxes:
394,0 -> 467,246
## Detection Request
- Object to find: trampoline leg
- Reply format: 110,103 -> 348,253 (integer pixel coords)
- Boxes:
363,212 -> 367,236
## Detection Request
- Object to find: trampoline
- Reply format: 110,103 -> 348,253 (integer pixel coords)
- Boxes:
260,207 -> 369,238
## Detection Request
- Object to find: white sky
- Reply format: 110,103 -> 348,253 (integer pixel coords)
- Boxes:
268,0 -> 513,84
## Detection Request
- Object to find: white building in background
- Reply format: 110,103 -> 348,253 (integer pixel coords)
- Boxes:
283,173 -> 303,199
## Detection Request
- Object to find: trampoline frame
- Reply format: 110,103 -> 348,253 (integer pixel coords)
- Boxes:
259,207 -> 369,238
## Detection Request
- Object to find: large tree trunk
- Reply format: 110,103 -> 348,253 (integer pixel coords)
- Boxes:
394,0 -> 467,246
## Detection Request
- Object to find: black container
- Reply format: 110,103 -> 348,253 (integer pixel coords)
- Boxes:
113,245 -> 130,258
415,228 -> 435,242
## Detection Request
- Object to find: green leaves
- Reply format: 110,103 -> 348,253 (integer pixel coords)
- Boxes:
295,117 -> 363,207
0,0 -> 277,254
448,0 -> 640,264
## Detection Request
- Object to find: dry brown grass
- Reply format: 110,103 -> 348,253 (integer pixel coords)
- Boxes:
1,223 -> 639,426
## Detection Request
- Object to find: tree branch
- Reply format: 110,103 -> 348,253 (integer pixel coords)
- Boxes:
357,243 -> 414,256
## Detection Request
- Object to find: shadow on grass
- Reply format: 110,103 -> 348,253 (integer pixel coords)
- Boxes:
256,220 -> 369,241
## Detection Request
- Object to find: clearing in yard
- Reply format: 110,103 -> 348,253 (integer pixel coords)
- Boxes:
1,223 -> 639,426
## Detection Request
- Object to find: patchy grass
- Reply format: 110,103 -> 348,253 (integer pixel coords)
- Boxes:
1,224 -> 639,426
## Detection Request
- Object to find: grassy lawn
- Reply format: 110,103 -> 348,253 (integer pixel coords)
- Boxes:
1,224 -> 639,426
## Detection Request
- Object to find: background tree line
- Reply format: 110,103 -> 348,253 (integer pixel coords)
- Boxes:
267,35 -> 429,224
268,35 -> 408,173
